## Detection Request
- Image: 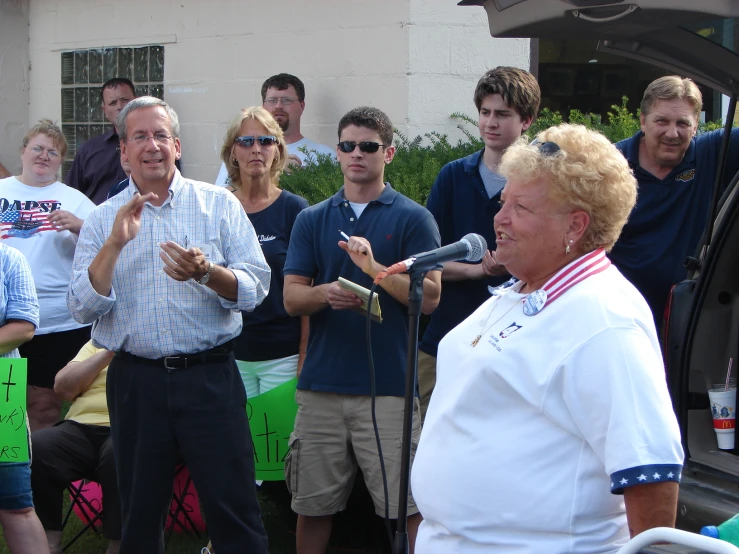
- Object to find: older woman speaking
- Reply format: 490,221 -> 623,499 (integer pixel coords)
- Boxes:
411,124 -> 684,553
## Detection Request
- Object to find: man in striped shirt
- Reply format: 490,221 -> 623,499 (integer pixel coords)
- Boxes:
68,96 -> 271,554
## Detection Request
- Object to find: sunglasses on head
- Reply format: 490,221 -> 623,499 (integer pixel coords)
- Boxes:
234,135 -> 277,148
337,141 -> 388,154
529,138 -> 561,155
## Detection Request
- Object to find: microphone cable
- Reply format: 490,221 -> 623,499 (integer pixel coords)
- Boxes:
365,280 -> 394,546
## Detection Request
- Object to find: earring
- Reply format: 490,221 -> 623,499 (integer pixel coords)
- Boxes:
232,157 -> 239,166
565,239 -> 573,255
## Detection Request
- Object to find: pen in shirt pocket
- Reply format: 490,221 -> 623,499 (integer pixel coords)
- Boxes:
184,235 -> 188,248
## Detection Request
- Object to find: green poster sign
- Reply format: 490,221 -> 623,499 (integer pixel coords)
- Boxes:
247,378 -> 298,481
0,359 -> 28,463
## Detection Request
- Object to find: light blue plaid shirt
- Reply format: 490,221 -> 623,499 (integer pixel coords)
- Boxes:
0,243 -> 39,358
67,170 -> 270,358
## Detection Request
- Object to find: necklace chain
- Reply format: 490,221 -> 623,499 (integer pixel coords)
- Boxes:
471,297 -> 521,347
242,187 -> 279,210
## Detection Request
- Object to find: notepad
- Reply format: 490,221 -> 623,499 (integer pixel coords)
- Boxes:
338,277 -> 383,323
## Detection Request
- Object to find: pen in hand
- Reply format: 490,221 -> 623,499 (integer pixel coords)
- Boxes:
338,230 -> 368,256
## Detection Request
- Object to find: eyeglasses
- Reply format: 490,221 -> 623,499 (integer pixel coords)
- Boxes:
337,141 -> 388,154
130,133 -> 173,145
529,139 -> 561,155
29,145 -> 61,158
264,97 -> 298,107
234,135 -> 278,148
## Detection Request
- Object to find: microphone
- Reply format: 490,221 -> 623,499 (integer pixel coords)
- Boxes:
376,233 -> 487,282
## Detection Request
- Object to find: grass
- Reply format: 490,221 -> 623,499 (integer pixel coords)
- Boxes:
0,479 -> 392,553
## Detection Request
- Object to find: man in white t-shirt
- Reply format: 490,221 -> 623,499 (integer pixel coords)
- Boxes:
215,73 -> 335,186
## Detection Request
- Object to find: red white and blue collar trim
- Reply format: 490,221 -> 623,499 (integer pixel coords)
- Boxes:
489,249 -> 610,316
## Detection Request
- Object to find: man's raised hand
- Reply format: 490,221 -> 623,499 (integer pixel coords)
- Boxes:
108,192 -> 157,250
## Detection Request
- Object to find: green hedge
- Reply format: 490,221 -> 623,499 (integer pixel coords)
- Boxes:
281,97 -> 723,207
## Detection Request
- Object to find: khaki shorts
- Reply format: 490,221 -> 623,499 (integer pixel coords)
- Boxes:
285,390 -> 421,518
417,350 -> 437,422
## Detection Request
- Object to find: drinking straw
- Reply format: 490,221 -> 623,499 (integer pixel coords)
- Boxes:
725,358 -> 734,392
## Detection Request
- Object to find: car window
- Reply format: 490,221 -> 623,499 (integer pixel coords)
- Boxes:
681,18 -> 739,54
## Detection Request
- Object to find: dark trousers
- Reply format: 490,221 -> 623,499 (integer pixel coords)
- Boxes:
31,420 -> 121,539
107,354 -> 268,554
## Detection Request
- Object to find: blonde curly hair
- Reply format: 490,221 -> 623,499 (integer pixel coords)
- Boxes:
220,107 -> 288,189
499,124 -> 637,252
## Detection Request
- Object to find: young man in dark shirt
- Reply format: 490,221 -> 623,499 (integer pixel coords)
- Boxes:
417,67 -> 541,420
283,107 -> 441,553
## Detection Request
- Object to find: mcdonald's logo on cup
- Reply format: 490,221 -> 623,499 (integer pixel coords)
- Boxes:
708,385 -> 737,450
713,418 -> 736,430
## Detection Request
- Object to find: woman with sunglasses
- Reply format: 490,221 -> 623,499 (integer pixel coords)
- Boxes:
1,119 -> 95,433
411,125 -> 685,553
220,107 -> 309,407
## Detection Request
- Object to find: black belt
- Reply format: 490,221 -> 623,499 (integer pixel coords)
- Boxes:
116,341 -> 234,370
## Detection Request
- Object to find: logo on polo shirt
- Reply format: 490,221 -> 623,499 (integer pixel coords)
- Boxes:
499,323 -> 522,338
675,169 -> 695,183
258,234 -> 277,244
486,320 -> 524,351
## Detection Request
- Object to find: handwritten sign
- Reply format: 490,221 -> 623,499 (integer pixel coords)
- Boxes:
246,378 -> 298,481
0,359 -> 28,463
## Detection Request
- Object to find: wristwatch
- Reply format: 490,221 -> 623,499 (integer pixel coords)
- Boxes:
197,262 -> 215,285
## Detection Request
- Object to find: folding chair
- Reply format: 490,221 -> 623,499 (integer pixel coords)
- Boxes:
62,479 -> 105,552
63,466 -> 206,549
164,464 -> 206,546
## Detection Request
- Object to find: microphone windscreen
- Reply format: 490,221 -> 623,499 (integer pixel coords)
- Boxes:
461,233 -> 487,262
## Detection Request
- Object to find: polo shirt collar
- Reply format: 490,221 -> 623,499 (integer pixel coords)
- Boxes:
127,168 -> 185,207
463,149 -> 485,174
330,182 -> 398,207
625,130 -> 696,173
102,128 -> 119,143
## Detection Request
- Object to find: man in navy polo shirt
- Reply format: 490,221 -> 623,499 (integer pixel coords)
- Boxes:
611,76 -> 739,328
283,106 -> 441,554
417,67 -> 540,420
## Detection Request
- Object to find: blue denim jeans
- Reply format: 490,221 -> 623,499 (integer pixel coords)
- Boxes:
0,462 -> 33,510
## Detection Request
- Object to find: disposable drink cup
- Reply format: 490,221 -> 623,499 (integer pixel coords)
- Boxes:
708,383 -> 737,450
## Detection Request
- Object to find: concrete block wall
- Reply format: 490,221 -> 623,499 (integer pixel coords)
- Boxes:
22,0 -> 529,182
407,0 -> 530,143
0,0 -> 30,175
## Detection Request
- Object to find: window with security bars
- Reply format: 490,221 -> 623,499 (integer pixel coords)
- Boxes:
60,45 -> 164,180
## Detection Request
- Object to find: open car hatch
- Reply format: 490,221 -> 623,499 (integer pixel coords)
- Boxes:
460,0 -> 739,95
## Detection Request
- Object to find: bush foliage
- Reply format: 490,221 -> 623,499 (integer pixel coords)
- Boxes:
281,97 -> 724,207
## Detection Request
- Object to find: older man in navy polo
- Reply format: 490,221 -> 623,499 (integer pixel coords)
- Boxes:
611,76 -> 739,328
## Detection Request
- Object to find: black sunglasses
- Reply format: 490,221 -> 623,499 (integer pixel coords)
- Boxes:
337,141 -> 388,154
529,139 -> 561,155
234,135 -> 277,148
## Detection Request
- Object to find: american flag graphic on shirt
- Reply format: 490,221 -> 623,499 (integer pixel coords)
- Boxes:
0,203 -> 58,239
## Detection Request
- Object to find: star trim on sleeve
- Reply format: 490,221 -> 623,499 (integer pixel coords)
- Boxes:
610,464 -> 683,495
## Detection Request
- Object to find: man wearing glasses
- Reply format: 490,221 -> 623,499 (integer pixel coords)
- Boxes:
283,107 -> 441,553
68,96 -> 271,553
215,73 -> 335,185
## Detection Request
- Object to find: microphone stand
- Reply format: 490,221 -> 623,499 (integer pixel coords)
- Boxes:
392,266 -> 427,554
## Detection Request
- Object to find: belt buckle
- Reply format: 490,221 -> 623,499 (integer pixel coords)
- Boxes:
164,356 -> 186,370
